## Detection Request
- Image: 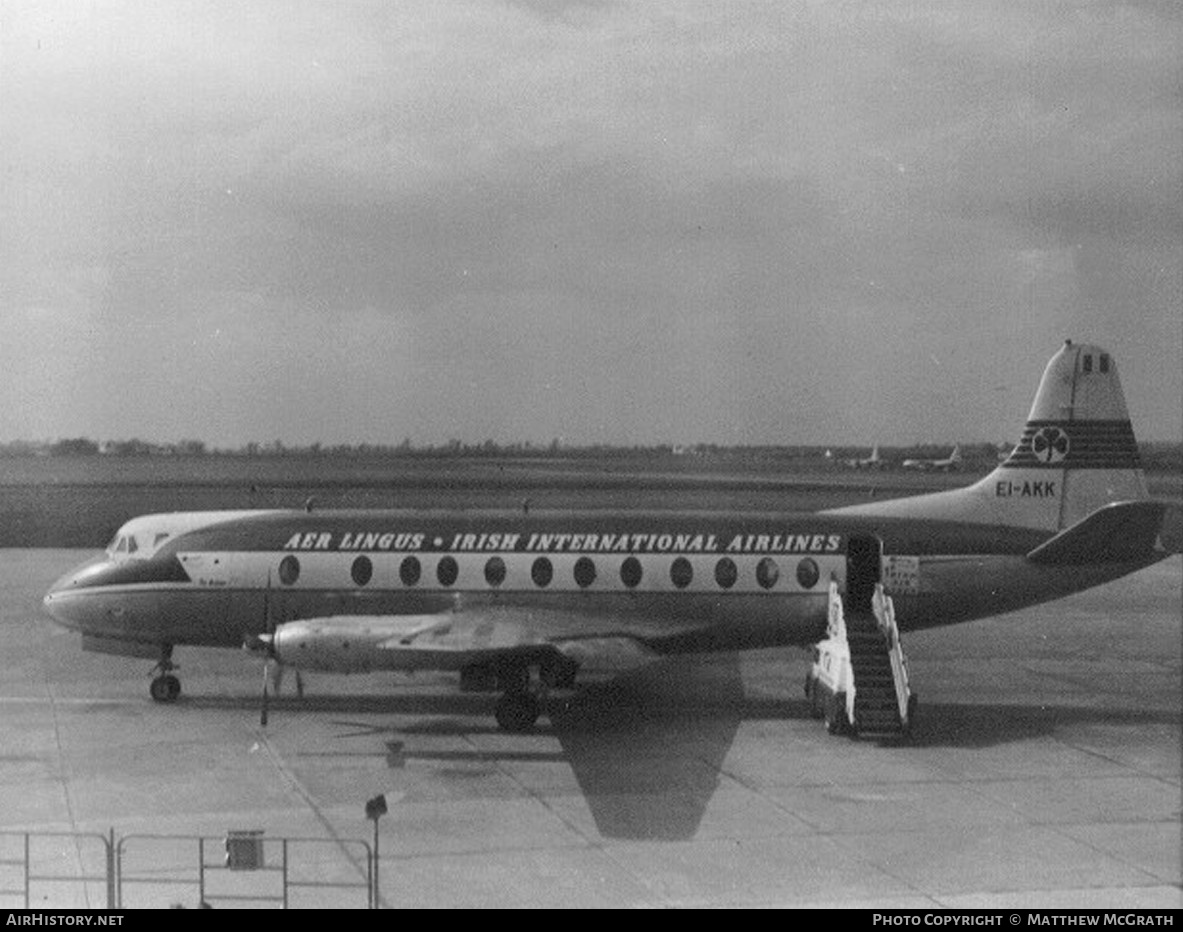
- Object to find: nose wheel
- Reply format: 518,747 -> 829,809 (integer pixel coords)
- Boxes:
150,674 -> 181,703
149,645 -> 181,703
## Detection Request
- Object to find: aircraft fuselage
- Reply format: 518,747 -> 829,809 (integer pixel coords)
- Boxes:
44,508 -> 1160,657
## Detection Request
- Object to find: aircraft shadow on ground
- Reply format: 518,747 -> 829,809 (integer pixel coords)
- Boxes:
180,671 -> 1179,840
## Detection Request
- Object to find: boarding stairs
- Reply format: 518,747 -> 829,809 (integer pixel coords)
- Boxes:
826,581 -> 915,738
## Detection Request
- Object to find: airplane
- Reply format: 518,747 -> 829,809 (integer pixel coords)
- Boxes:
843,445 -> 885,469
42,341 -> 1178,733
902,445 -> 963,472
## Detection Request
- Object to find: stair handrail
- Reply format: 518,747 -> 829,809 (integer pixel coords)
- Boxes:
872,583 -> 911,727
826,577 -> 846,640
827,578 -> 856,725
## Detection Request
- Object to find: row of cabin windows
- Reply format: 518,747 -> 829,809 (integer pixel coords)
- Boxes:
277,553 -> 822,591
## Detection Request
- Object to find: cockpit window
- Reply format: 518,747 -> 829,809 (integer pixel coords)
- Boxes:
108,531 -> 150,559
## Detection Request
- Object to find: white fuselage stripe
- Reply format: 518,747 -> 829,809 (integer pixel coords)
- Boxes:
134,550 -> 856,596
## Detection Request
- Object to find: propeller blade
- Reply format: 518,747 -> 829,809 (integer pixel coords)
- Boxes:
260,661 -> 270,728
257,571 -> 274,728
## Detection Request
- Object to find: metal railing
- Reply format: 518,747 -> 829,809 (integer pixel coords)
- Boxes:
826,579 -> 857,722
0,829 -> 373,908
0,830 -> 114,909
872,582 -> 913,729
116,832 -> 373,908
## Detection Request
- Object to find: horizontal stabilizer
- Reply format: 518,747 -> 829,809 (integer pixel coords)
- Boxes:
1026,501 -> 1168,565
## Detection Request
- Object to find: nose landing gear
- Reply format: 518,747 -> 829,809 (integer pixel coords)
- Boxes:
149,644 -> 181,703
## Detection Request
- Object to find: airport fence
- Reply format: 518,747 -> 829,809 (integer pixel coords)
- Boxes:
0,830 -> 115,909
0,829 -> 373,909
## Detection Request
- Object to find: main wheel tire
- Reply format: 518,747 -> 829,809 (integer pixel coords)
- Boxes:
495,692 -> 540,733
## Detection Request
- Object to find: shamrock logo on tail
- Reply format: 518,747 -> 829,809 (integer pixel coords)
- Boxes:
1031,426 -> 1070,464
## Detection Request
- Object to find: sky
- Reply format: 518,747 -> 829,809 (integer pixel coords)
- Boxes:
1,1 -> 1180,448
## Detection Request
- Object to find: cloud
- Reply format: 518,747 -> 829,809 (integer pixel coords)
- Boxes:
1,1 -> 1178,444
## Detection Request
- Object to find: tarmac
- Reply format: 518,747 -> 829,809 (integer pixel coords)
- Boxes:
0,549 -> 1179,908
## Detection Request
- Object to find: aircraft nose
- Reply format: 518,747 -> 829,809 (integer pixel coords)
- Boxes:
43,579 -> 71,625
42,555 -> 109,627
46,554 -> 108,593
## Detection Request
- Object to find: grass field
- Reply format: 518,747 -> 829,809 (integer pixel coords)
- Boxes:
1,454 -> 1178,548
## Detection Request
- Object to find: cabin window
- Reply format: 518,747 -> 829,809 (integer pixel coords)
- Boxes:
399,556 -> 421,587
351,556 -> 373,587
153,533 -> 170,548
1100,354 -> 1110,373
670,557 -> 693,589
437,556 -> 459,587
279,555 -> 300,586
1082,354 -> 1093,373
484,556 -> 506,587
796,558 -> 819,589
756,557 -> 779,589
714,557 -> 738,589
531,557 -> 553,588
574,556 -> 596,589
620,556 -> 643,588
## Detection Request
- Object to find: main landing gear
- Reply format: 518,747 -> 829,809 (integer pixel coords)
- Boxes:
462,657 -> 579,733
149,644 -> 181,703
495,689 -> 541,733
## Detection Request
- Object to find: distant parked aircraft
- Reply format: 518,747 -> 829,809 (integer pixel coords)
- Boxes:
844,445 -> 885,469
902,445 -> 963,472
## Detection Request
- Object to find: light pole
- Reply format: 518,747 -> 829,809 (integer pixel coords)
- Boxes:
364,794 -> 387,908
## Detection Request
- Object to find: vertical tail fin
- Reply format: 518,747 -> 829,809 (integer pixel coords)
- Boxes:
829,341 -> 1148,531
993,341 -> 1146,528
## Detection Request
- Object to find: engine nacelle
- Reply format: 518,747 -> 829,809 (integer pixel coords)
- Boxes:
248,614 -> 455,673
269,620 -> 393,673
